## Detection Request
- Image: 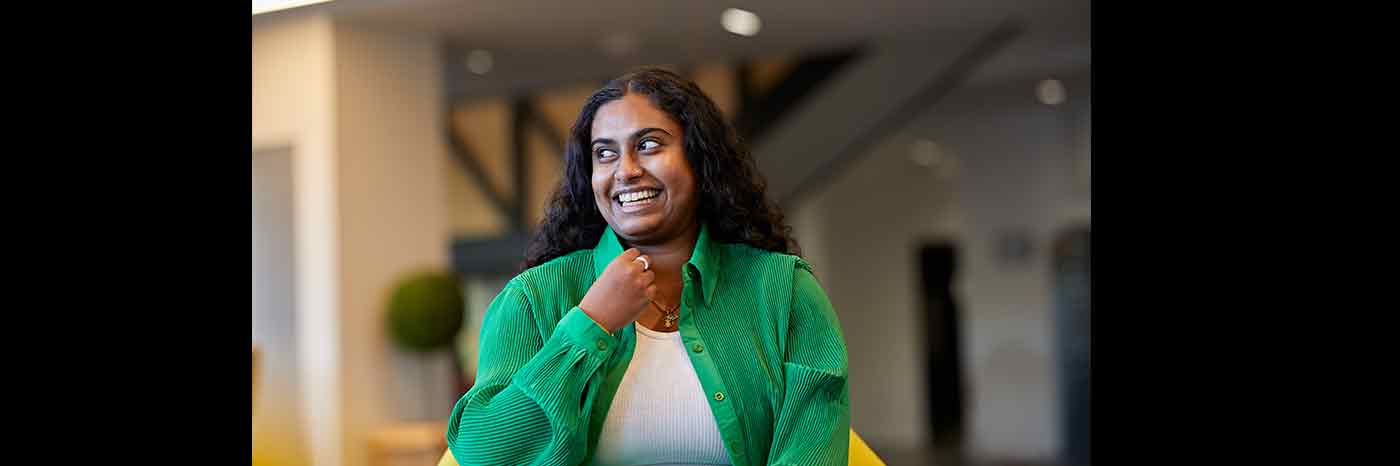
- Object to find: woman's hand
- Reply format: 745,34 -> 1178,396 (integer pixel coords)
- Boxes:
579,248 -> 656,332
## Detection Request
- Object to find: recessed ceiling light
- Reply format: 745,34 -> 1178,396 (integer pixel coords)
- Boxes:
1037,79 -> 1066,105
467,50 -> 494,75
910,139 -> 941,168
721,8 -> 762,37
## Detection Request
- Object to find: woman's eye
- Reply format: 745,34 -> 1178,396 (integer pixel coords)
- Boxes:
597,148 -> 618,159
639,140 -> 660,151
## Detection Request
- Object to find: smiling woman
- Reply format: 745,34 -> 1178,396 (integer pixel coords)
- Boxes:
526,67 -> 799,271
589,94 -> 699,256
444,68 -> 851,466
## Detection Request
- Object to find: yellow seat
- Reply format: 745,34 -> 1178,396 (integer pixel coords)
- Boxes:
436,428 -> 885,466
846,429 -> 886,466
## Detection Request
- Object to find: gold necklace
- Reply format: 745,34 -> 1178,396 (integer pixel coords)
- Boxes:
649,299 -> 680,328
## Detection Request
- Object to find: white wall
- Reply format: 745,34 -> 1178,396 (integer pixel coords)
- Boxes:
943,74 -> 1089,462
253,11 -> 342,466
332,20 -> 454,466
254,13 -> 455,466
790,71 -> 1089,463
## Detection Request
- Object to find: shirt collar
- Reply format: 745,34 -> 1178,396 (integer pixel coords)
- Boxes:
592,223 -> 722,306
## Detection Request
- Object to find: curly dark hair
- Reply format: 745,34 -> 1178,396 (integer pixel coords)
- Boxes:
523,67 -> 799,269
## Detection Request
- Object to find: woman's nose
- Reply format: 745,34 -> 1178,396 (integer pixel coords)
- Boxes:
615,152 -> 643,182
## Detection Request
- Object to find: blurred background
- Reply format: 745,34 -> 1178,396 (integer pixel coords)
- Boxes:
251,1 -> 1089,466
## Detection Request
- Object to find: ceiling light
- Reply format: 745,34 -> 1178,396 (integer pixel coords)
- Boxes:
252,0 -> 335,15
721,8 -> 762,37
910,139 -> 941,168
467,50 -> 494,75
1037,79 -> 1066,105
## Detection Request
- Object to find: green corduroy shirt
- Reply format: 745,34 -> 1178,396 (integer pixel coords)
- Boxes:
446,223 -> 850,466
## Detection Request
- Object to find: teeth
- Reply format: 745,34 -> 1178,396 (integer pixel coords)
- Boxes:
619,190 -> 658,203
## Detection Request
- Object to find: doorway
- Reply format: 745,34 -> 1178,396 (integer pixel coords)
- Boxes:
252,147 -> 309,466
917,242 -> 966,464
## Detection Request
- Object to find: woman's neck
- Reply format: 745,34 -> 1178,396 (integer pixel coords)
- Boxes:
621,225 -> 698,305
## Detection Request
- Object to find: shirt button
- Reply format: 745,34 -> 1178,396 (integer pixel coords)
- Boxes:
596,339 -> 608,350
713,392 -> 725,401
692,343 -> 704,353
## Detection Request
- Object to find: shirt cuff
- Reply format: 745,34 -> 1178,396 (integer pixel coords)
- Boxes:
558,306 -> 620,353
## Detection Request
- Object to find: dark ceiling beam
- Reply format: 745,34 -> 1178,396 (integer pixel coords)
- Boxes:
524,99 -> 568,161
510,97 -> 530,231
445,114 -> 517,225
778,19 -> 1026,208
733,46 -> 864,145
451,231 -> 532,275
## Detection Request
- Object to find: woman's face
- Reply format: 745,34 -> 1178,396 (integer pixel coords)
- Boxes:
590,93 -> 698,245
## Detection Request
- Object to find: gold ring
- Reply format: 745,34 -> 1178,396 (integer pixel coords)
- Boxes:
633,256 -> 650,271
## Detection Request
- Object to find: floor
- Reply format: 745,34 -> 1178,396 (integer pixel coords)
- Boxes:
868,444 -> 1068,466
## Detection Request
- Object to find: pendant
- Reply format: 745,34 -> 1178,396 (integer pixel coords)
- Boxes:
651,299 -> 680,329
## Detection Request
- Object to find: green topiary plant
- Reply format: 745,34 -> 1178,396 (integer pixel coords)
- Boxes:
386,269 -> 473,411
386,270 -> 466,353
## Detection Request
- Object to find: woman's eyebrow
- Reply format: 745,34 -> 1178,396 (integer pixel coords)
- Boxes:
592,127 -> 672,146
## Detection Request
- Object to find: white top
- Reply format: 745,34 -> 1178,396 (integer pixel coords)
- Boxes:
592,324 -> 733,466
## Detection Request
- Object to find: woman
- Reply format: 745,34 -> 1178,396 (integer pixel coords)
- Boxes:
445,68 -> 849,466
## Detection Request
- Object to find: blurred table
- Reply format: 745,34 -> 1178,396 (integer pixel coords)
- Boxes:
369,421 -> 448,466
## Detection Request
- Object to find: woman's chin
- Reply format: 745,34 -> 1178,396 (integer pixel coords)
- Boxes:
611,216 -> 667,242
